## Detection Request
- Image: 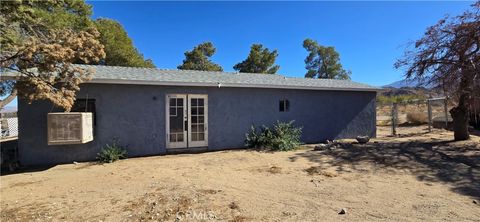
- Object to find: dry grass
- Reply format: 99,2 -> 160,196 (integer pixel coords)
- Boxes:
377,103 -> 453,126
406,111 -> 429,124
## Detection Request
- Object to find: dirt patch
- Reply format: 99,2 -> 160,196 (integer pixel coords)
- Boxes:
1,126 -> 479,221
198,189 -> 223,195
305,166 -> 338,177
1,203 -> 54,222
267,165 -> 282,174
252,165 -> 283,174
123,192 -> 198,221
229,215 -> 248,222
8,180 -> 43,187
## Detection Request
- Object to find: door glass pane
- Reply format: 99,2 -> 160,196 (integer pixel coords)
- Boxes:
170,134 -> 176,142
191,123 -> 198,133
169,98 -> 184,142
171,107 -> 183,134
190,97 -> 205,142
169,108 -> 177,116
170,98 -> 176,106
177,133 -> 184,142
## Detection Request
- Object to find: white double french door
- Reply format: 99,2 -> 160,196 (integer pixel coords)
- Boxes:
166,94 -> 208,149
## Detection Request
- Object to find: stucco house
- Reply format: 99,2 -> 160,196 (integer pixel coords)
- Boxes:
17,65 -> 378,166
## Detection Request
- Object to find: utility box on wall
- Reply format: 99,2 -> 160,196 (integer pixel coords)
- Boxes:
47,112 -> 93,145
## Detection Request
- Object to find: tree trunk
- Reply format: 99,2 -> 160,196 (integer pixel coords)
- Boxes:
450,93 -> 470,141
0,89 -> 17,109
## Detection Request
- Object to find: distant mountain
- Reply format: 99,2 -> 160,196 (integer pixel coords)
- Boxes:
383,79 -> 428,88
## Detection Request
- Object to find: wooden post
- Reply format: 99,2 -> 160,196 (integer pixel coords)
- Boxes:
443,97 -> 449,129
391,103 -> 397,136
427,99 -> 432,132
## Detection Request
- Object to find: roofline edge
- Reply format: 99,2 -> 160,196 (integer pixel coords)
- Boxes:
88,79 -> 380,92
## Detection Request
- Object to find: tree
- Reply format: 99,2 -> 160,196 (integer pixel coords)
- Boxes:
94,18 -> 155,68
303,38 -> 351,80
0,0 -> 105,111
233,44 -> 280,74
395,2 -> 479,141
177,42 -> 223,71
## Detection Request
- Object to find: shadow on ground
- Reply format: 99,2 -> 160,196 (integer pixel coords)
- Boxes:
291,137 -> 480,199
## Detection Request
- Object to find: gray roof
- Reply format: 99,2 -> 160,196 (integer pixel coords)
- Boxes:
4,65 -> 380,92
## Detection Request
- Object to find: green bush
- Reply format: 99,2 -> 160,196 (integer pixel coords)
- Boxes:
97,140 -> 127,163
245,121 -> 302,151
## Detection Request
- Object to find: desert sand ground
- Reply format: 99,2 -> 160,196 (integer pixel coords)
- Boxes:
1,126 -> 479,221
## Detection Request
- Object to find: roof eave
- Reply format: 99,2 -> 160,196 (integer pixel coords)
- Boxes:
88,79 -> 380,92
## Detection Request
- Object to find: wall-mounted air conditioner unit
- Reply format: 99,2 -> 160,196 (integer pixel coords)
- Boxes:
47,112 -> 93,145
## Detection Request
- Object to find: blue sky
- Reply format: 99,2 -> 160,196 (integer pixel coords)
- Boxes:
89,1 -> 472,86
2,1 -> 474,108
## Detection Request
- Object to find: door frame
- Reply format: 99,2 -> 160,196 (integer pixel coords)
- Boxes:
165,94 -> 208,149
165,94 -> 187,149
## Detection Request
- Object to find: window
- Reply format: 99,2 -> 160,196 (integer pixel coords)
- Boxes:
279,99 -> 289,112
71,99 -> 96,126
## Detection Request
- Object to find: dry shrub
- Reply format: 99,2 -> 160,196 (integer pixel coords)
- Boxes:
305,166 -> 338,177
406,111 -> 428,124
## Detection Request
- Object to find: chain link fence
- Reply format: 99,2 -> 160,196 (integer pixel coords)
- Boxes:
1,111 -> 19,171
1,112 -> 18,140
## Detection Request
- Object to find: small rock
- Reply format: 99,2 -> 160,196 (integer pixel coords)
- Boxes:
152,202 -> 157,205
356,136 -> 370,144
229,201 -> 239,210
314,144 -> 329,151
339,208 -> 347,214
473,200 -> 478,204
73,161 -> 78,165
